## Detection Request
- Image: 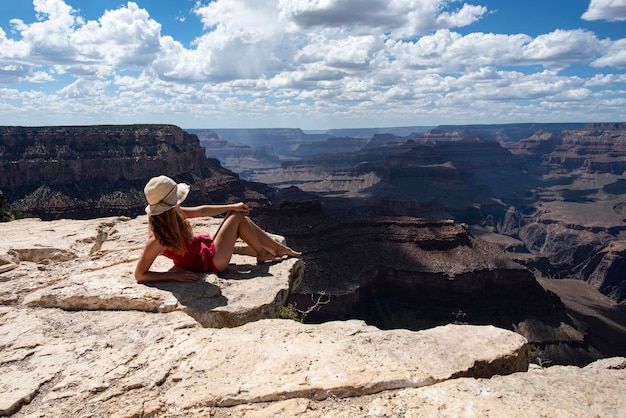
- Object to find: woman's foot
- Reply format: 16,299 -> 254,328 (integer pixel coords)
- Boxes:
276,246 -> 302,258
256,249 -> 283,264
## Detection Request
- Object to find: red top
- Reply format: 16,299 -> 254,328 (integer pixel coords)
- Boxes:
161,234 -> 219,273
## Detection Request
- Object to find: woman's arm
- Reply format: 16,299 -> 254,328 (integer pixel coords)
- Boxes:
134,236 -> 198,283
178,203 -> 249,219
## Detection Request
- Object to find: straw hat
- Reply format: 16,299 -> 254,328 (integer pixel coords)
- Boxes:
144,175 -> 190,216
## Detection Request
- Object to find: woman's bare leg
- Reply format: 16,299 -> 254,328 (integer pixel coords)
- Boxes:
212,212 -> 284,271
243,217 -> 302,258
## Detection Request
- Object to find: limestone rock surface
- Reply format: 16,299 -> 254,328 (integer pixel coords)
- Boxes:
1,308 -> 529,416
1,216 -> 624,417
215,357 -> 626,418
0,216 -> 303,328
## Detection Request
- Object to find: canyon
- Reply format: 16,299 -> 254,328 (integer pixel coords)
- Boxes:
0,125 -> 276,219
192,124 -> 626,306
2,124 -> 626,368
1,123 -> 626,415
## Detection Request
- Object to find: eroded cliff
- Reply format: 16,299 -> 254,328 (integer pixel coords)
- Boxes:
254,200 -> 626,366
2,123 -> 625,370
238,123 -> 626,306
0,125 -> 274,219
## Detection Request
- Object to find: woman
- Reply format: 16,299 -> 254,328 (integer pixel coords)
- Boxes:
135,175 -> 301,283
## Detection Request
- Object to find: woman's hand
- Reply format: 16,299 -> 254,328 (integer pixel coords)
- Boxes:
136,267 -> 200,283
231,202 -> 249,215
172,271 -> 200,282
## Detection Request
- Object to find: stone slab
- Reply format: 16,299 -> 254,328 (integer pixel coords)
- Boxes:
0,307 -> 528,416
1,216 -> 303,328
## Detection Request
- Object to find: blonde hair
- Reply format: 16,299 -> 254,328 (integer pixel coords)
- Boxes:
149,208 -> 193,255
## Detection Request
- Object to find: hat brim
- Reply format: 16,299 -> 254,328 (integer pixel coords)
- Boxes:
145,182 -> 190,215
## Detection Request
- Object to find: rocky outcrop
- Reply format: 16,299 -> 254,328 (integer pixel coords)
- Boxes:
492,124 -> 626,303
198,137 -> 282,176
253,201 -> 625,366
212,357 -> 626,417
0,216 -> 303,328
430,122 -> 587,145
292,134 -> 403,158
189,128 -> 331,157
0,216 -> 624,417
510,123 -> 626,173
580,241 -> 626,300
251,138 -> 522,218
0,125 -> 275,219
0,309 -> 530,416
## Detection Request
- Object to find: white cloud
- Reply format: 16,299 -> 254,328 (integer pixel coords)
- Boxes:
59,78 -> 109,99
582,0 -> 626,21
9,0 -> 76,61
0,0 -> 163,81
522,29 -> 605,70
592,38 -> 626,68
298,34 -> 384,70
387,29 -> 606,73
173,0 -> 298,81
150,0 -> 488,82
26,71 -> 55,83
435,3 -> 489,29
282,0 -> 487,39
0,0 -> 624,127
0,26 -> 24,59
71,3 -> 162,69
585,73 -> 626,86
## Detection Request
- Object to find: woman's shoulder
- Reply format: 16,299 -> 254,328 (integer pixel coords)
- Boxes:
145,234 -> 166,252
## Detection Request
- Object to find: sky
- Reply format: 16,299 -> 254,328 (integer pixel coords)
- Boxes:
0,0 -> 625,129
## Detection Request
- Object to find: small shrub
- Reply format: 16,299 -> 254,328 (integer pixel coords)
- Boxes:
11,210 -> 32,220
529,344 -> 540,363
528,344 -> 551,367
1,210 -> 33,222
279,304 -> 302,322
279,292 -> 331,323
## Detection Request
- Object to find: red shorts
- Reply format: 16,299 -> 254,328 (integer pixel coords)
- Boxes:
162,234 -> 219,273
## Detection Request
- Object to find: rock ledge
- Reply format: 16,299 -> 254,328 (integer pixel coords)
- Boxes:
1,217 -> 624,417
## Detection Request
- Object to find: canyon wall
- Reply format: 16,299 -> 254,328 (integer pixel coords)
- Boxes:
255,200 -> 626,366
237,123 -> 626,305
0,125 -> 274,219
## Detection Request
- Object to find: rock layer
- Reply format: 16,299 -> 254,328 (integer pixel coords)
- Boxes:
0,125 -> 274,219
243,123 -> 626,306
0,309 -> 529,417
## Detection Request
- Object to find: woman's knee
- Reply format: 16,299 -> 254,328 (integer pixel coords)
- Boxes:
228,211 -> 245,222
217,211 -> 244,233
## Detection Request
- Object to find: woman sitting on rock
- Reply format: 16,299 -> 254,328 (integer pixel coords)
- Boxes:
135,175 -> 301,283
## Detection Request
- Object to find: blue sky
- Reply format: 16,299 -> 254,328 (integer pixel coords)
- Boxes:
0,0 -> 625,129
